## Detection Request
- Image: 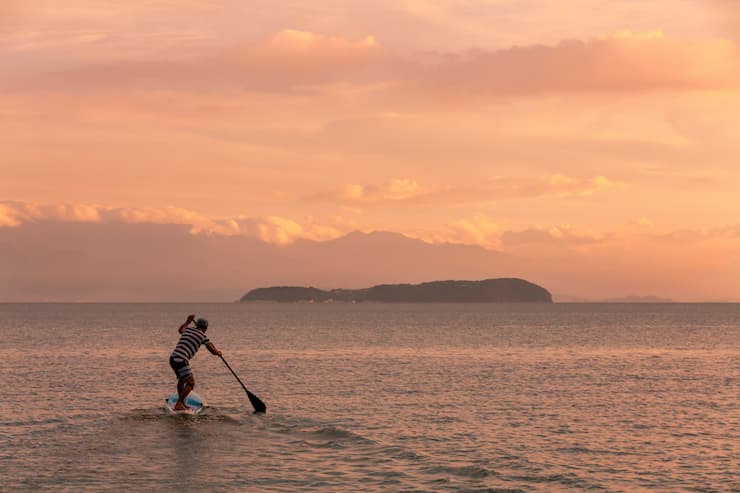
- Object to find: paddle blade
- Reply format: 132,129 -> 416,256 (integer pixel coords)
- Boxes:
218,354 -> 267,414
247,390 -> 267,414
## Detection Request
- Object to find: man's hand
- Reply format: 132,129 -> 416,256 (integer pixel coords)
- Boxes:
206,342 -> 222,356
186,314 -> 196,323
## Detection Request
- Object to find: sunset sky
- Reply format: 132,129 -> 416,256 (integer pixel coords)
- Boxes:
2,1 -> 740,301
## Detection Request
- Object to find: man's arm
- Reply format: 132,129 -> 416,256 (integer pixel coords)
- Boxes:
179,314 -> 196,334
205,342 -> 222,356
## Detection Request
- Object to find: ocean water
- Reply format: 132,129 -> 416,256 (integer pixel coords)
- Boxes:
1,303 -> 738,492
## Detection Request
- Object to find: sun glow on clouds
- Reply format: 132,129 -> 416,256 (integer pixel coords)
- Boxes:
116,206 -> 240,236
236,215 -> 344,244
305,175 -> 616,206
3,198 -> 740,300
0,199 -> 611,251
337,179 -> 423,203
266,29 -> 379,54
0,202 -> 102,227
0,201 -> 345,244
0,198 -> 620,252
443,213 -> 503,249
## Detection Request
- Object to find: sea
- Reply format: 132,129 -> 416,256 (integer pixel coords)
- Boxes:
1,303 -> 738,492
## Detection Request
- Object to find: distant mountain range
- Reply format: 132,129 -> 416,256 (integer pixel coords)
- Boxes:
0,223 -> 523,301
0,221 -> 691,302
241,278 -> 553,303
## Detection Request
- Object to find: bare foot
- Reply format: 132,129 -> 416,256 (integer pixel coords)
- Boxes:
173,402 -> 189,411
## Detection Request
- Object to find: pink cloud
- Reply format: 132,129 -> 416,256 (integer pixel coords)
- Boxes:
0,1 -> 22,28
206,29 -> 381,90
401,32 -> 740,101
9,29 -> 381,92
714,0 -> 740,39
8,30 -> 738,98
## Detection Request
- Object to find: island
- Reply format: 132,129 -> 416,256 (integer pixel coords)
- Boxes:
240,278 -> 552,303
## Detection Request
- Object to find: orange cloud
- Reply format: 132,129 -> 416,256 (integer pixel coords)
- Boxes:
634,217 -> 655,228
306,178 -> 423,204
0,201 -> 348,244
235,215 -> 344,244
648,225 -> 740,244
431,213 -> 503,249
208,29 -> 381,90
414,219 -> 608,251
305,175 -> 616,206
112,206 -> 240,236
260,29 -> 378,58
0,201 -> 102,226
500,226 -> 606,246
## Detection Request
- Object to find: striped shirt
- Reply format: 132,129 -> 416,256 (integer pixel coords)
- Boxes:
171,327 -> 210,361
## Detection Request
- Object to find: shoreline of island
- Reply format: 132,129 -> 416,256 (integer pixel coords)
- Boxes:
240,278 -> 553,303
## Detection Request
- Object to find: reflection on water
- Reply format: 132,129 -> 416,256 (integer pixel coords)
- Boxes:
1,303 -> 738,491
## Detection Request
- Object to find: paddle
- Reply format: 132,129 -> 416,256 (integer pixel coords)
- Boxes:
219,354 -> 267,414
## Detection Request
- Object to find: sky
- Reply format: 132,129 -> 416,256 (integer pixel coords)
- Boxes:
2,0 -> 740,301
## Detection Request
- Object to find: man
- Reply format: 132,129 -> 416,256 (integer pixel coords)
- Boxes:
169,314 -> 222,410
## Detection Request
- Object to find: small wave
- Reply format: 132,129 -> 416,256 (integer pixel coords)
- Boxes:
306,425 -> 376,445
423,464 -> 499,479
509,471 -> 600,489
379,445 -> 426,462
557,446 -> 631,456
261,412 -> 381,452
0,417 -> 66,427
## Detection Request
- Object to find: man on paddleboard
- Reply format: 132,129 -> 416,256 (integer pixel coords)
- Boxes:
170,314 -> 222,411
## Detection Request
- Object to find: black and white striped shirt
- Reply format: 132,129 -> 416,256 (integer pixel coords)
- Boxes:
171,327 -> 210,361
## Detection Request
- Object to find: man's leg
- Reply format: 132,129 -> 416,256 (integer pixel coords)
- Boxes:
175,375 -> 195,410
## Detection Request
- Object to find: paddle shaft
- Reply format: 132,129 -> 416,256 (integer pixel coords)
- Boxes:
219,355 -> 250,393
219,354 -> 267,414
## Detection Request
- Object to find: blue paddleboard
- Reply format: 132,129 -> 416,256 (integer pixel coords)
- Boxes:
164,392 -> 205,415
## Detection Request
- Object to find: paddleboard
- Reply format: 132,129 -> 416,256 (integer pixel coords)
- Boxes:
164,392 -> 205,415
